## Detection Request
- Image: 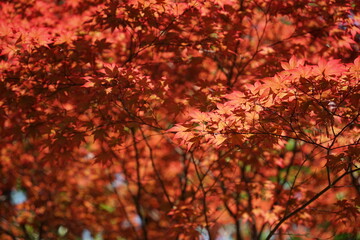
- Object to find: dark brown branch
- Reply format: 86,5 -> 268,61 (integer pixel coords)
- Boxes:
191,153 -> 213,240
131,129 -> 148,240
106,171 -> 140,240
139,128 -> 173,205
266,168 -> 360,240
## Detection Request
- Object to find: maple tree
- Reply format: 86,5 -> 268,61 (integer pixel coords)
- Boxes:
0,0 -> 359,239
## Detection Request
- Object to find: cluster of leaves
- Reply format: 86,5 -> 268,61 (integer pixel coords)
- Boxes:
0,0 -> 359,239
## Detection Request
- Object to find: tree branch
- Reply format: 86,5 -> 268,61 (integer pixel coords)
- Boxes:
266,168 -> 360,240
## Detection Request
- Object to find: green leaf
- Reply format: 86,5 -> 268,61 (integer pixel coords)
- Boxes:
94,233 -> 104,240
285,139 -> 296,151
280,17 -> 292,25
99,203 -> 115,213
334,233 -> 356,240
209,33 -> 218,38
58,226 -> 68,236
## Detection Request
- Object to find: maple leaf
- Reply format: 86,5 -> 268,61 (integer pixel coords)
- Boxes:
224,91 -> 247,109
210,133 -> 227,147
349,56 -> 360,78
168,124 -> 189,133
189,110 -> 209,123
280,55 -> 305,70
313,59 -> 346,78
1,1 -> 360,239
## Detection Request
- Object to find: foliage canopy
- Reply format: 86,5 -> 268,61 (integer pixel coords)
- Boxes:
0,0 -> 359,239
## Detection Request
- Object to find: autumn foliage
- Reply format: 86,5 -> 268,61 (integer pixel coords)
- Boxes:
0,0 -> 360,239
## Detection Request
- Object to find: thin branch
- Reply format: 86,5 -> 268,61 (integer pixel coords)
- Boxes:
266,168 -> 360,240
241,165 -> 258,239
131,129 -> 148,240
106,171 -> 140,240
139,128 -> 173,205
190,153 -> 213,240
